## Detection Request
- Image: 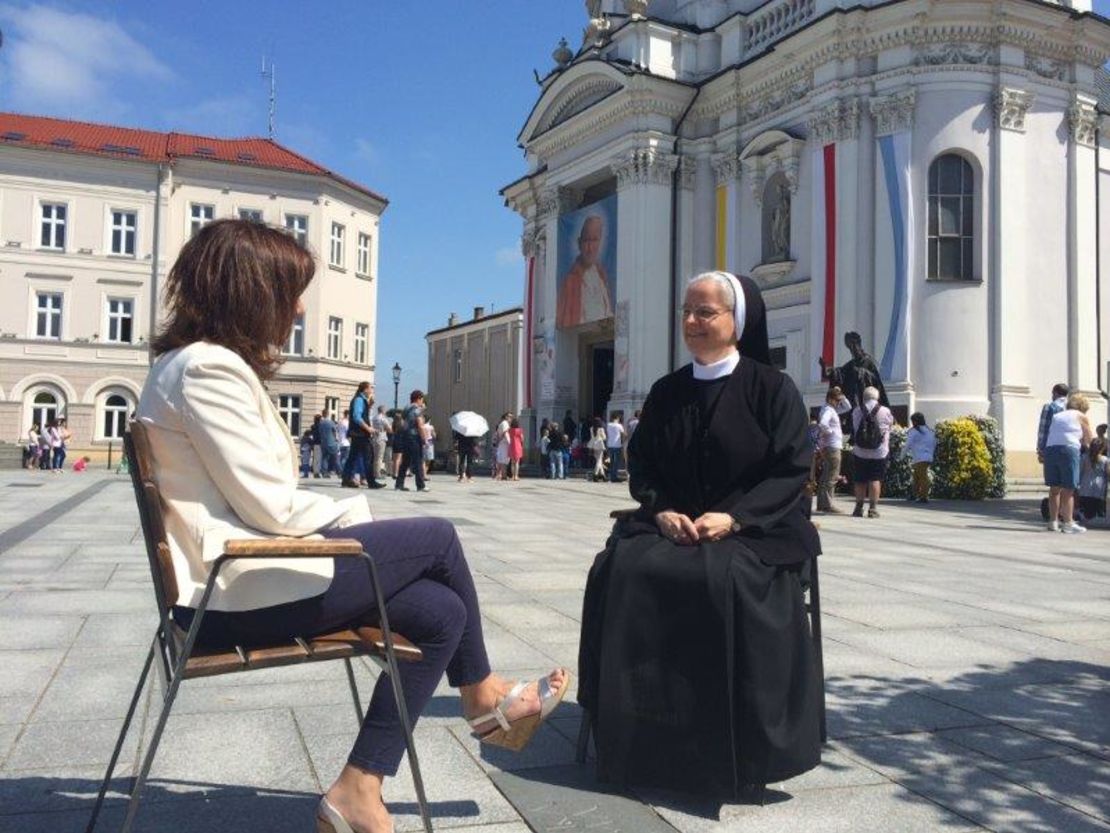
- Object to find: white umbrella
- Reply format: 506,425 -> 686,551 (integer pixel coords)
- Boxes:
450,411 -> 489,438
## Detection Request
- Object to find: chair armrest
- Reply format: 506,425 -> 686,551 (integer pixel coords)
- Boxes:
222,538 -> 364,558
609,508 -> 639,521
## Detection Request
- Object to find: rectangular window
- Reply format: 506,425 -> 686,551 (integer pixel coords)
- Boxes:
454,349 -> 463,383
354,323 -> 368,364
277,394 -> 301,436
40,203 -> 67,250
238,208 -> 264,223
110,210 -> 137,256
106,298 -> 134,343
190,203 -> 214,237
357,232 -> 371,275
324,396 -> 339,421
285,214 -> 308,246
283,313 -> 305,356
330,223 -> 345,267
35,292 -> 63,339
327,316 -> 342,359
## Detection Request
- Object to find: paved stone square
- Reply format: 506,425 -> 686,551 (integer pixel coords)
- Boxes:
0,469 -> 1107,832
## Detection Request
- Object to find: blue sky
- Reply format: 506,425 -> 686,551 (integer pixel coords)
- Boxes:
0,1 -> 584,395
2,1 -> 1109,394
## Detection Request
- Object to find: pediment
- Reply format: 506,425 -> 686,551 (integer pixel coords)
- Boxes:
518,62 -> 630,146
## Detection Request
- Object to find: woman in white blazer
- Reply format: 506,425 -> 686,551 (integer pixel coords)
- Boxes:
137,220 -> 567,833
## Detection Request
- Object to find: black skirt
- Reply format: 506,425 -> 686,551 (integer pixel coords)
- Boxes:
579,520 -> 822,797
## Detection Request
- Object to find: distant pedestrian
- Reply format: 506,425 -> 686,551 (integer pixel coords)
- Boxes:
394,390 -> 428,492
38,424 -> 52,470
341,381 -> 374,488
24,423 -> 40,470
391,410 -> 405,478
589,418 -> 607,482
605,412 -> 625,483
299,428 -> 315,478
508,418 -> 524,480
372,406 -> 391,478
562,410 -> 577,451
52,418 -> 71,471
904,412 -> 936,503
72,455 -> 91,473
1077,437 -> 1109,524
337,409 -> 351,470
316,412 -> 341,478
815,387 -> 846,513
547,425 -> 567,480
1044,392 -> 1094,533
627,410 -> 641,438
422,419 -> 437,479
850,386 -> 894,518
494,412 -> 511,481
455,427 -> 476,482
1037,383 -> 1069,506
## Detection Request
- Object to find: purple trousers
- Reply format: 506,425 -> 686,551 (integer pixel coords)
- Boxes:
173,517 -> 491,774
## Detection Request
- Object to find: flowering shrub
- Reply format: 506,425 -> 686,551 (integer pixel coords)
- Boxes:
965,414 -> 1007,497
932,417 -> 994,499
882,426 -> 912,498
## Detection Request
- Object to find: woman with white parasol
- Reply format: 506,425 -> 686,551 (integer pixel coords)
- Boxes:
450,411 -> 488,483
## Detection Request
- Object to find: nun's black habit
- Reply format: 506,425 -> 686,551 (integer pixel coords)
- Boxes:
578,275 -> 823,797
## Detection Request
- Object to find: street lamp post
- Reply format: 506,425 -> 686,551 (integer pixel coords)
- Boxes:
392,363 -> 402,411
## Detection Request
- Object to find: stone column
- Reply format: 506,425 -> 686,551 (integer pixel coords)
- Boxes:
519,222 -> 543,440
1067,95 -> 1100,396
988,87 -> 1035,433
610,146 -> 678,417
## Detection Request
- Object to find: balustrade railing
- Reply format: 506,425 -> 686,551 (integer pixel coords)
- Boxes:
745,0 -> 816,56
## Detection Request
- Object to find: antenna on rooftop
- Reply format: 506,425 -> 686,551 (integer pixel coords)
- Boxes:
261,55 -> 276,139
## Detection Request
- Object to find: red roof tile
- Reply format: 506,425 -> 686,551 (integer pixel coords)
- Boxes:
0,112 -> 386,205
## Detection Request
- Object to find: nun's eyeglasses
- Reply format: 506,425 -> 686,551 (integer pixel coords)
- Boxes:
681,305 -> 729,323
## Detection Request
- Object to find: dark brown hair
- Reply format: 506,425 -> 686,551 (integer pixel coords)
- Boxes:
151,219 -> 315,380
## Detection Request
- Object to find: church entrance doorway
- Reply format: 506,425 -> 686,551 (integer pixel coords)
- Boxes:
588,342 -> 614,421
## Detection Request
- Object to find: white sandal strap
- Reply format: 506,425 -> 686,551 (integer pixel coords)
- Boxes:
468,681 -> 527,732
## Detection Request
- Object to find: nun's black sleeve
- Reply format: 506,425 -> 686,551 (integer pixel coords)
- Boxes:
627,385 -> 675,517
714,371 -> 812,530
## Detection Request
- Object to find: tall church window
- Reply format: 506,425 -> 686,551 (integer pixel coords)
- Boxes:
927,154 -> 975,281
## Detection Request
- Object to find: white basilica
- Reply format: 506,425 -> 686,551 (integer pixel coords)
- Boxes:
502,0 -> 1110,475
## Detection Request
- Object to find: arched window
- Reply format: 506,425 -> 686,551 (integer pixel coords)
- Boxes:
31,391 -> 58,429
103,393 -> 130,439
927,154 -> 975,281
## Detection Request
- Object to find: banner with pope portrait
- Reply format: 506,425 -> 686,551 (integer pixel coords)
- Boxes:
556,194 -> 617,329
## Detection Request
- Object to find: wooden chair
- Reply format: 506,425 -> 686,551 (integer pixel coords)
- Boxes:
575,498 -> 828,780
86,421 -> 433,833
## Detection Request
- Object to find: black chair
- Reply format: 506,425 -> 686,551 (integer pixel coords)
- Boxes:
575,497 -> 828,775
86,421 -> 433,833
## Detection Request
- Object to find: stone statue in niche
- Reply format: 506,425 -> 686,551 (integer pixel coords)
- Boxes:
770,181 -> 791,259
761,174 -> 792,263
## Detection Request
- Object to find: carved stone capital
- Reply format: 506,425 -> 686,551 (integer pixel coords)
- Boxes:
613,148 -> 679,188
741,157 -> 766,206
1068,99 -> 1099,148
678,156 -> 698,191
994,88 -> 1034,133
521,226 -> 546,258
537,186 -> 582,219
807,98 -> 860,144
869,89 -> 916,137
710,151 -> 740,187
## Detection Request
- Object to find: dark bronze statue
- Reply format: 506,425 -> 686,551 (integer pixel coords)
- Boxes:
818,331 -> 889,408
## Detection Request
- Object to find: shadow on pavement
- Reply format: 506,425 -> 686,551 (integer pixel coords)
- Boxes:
0,775 -> 477,833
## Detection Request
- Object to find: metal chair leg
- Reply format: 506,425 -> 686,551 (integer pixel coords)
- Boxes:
362,553 -> 433,833
575,712 -> 591,764
343,658 -> 365,725
84,635 -> 157,833
120,571 -> 222,833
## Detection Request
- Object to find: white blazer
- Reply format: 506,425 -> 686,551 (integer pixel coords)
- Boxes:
136,342 -> 372,612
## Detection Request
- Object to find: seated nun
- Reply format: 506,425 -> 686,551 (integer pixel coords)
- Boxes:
578,271 -> 822,798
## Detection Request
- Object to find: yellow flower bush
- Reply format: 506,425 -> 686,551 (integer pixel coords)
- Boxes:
933,417 -> 994,499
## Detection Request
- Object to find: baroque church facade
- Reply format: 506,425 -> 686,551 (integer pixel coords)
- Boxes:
502,0 -> 1110,474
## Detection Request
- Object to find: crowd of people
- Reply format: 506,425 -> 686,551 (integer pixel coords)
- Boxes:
1037,382 -> 1107,533
22,418 -> 72,472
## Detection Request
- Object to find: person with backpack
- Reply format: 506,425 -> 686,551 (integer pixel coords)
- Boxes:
850,385 -> 894,518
